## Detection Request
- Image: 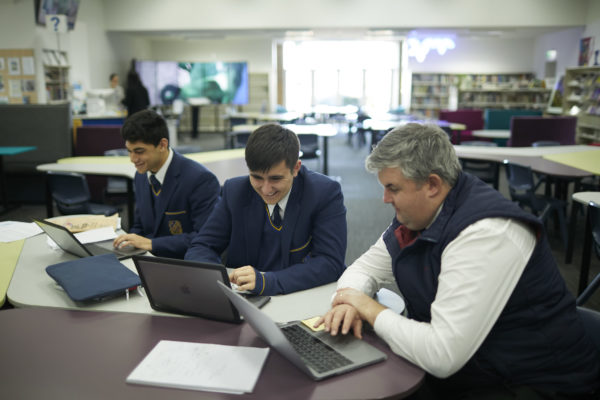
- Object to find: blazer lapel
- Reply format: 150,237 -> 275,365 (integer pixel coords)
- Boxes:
244,190 -> 264,266
139,176 -> 155,229
152,152 -> 180,236
280,173 -> 303,268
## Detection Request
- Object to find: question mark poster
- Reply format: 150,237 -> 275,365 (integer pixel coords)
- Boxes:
45,14 -> 68,33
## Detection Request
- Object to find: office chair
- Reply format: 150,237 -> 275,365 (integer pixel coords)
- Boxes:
531,141 -> 561,196
47,171 -> 119,216
103,148 -> 129,201
576,202 -> 600,307
230,131 -> 251,149
298,134 -> 321,170
460,141 -> 500,190
503,160 -> 568,249
576,307 -> 600,353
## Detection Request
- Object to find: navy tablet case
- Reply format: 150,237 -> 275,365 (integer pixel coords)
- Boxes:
46,253 -> 141,302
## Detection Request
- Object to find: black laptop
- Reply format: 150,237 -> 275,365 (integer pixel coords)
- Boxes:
132,255 -> 270,323
34,218 -> 146,260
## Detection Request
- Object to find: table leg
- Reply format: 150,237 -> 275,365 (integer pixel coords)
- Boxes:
322,136 -> 329,176
126,179 -> 134,230
45,174 -> 54,218
0,155 -> 7,212
191,106 -> 200,138
566,201 -> 579,264
578,207 -> 593,295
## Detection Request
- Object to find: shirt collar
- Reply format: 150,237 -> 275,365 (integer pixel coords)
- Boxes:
147,148 -> 172,185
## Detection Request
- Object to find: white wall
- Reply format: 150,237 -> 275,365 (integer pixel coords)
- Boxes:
532,27 -> 584,80
102,0 -> 588,31
407,37 -> 536,74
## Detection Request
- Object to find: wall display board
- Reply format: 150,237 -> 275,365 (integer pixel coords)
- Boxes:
0,49 -> 37,104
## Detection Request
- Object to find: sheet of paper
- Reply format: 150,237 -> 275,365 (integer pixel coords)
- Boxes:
48,214 -> 119,232
126,340 -> 269,394
0,221 -> 43,242
74,226 -> 117,244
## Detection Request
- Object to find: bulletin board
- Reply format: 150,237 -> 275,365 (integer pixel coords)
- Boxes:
0,49 -> 38,104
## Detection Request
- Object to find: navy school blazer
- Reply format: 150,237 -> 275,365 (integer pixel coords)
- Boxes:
129,150 -> 220,259
184,165 -> 347,294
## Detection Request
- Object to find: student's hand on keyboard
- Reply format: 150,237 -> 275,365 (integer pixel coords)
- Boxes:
230,283 -> 251,294
113,233 -> 152,251
228,265 -> 257,291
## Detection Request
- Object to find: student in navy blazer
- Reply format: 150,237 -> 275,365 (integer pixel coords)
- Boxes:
185,124 -> 347,295
113,110 -> 220,259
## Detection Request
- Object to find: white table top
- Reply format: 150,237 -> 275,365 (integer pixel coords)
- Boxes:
472,129 -> 511,139
362,118 -> 467,131
227,111 -> 302,122
36,149 -> 248,183
454,144 -> 598,158
7,234 -> 336,323
232,123 -> 338,136
572,191 -> 600,205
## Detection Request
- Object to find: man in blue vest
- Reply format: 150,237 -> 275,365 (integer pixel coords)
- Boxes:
185,123 -> 347,295
317,123 -> 599,398
113,110 -> 220,259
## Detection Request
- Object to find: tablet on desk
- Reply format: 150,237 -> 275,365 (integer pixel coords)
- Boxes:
132,255 -> 270,323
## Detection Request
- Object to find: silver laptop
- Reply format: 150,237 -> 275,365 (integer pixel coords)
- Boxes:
217,280 -> 387,380
132,255 -> 270,323
34,218 -> 146,260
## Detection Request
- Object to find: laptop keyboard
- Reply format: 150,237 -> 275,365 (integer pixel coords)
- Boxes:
281,324 -> 352,373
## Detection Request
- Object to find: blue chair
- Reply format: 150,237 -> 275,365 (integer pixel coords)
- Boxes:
576,202 -> 600,306
503,160 -> 568,249
47,171 -> 119,216
576,307 -> 600,353
460,141 -> 500,190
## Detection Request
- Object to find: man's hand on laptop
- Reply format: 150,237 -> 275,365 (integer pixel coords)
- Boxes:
315,288 -> 387,339
113,233 -> 152,251
229,265 -> 257,291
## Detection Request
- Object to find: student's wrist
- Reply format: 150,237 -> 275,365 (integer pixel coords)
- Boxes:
251,270 -> 266,295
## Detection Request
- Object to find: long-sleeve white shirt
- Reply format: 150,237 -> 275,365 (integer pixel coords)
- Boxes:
337,217 -> 536,378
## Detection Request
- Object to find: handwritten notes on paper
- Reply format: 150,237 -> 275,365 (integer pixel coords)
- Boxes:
126,340 -> 269,394
49,214 -> 119,232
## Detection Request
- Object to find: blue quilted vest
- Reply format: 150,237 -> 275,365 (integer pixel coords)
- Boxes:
382,172 -> 600,393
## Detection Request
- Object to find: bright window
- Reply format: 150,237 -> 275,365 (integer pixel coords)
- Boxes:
282,40 -> 400,114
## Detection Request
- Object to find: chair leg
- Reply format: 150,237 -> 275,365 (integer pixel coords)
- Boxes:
577,273 -> 600,306
556,206 -> 568,250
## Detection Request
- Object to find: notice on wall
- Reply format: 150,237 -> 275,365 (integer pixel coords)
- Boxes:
21,56 -> 34,75
8,57 -> 20,75
9,79 -> 22,98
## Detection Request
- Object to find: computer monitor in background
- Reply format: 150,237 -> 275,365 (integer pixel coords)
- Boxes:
136,60 -> 249,106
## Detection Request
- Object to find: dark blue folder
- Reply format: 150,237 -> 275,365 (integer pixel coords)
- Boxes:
46,253 -> 141,302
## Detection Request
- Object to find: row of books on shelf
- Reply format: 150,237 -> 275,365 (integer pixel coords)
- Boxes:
412,74 -> 458,85
412,87 -> 450,96
459,93 -> 549,103
584,105 -> 600,116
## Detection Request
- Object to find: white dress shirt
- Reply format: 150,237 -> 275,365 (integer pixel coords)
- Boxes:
337,217 -> 536,378
146,147 -> 173,186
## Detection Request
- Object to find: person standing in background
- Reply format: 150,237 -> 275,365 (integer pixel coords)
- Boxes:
122,60 -> 150,117
108,73 -> 124,113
